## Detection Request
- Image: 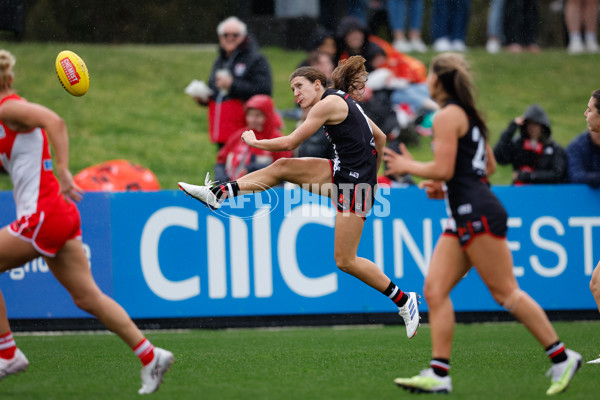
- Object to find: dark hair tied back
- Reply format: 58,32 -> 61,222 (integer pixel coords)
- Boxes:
431,53 -> 488,140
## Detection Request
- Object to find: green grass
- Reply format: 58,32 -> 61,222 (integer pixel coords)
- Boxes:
0,42 -> 596,189
1,321 -> 599,399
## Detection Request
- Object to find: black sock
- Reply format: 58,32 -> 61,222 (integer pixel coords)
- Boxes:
211,181 -> 240,202
545,341 -> 568,364
382,281 -> 408,307
430,358 -> 450,377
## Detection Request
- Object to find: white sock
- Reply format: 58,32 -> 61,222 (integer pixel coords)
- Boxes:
585,32 -> 597,43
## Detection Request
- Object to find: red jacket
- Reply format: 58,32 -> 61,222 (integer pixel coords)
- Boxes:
216,95 -> 292,181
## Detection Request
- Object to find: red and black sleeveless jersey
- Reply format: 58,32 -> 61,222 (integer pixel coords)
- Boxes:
321,88 -> 377,185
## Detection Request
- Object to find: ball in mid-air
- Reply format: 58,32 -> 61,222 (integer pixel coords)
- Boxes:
55,50 -> 89,96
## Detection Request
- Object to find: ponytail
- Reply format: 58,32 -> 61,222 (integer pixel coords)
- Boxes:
330,55 -> 367,101
431,53 -> 488,140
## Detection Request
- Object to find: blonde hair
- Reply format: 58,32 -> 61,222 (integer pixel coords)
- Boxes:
0,49 -> 15,91
430,52 -> 488,140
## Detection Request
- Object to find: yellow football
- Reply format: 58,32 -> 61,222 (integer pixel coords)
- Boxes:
55,50 -> 89,96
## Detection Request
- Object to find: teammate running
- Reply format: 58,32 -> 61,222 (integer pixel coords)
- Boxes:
385,52 -> 581,395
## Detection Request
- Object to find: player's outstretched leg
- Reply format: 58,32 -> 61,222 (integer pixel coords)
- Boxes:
397,292 -> 421,338
394,368 -> 452,394
0,348 -> 28,381
138,347 -> 175,395
546,349 -> 582,395
179,172 -> 225,210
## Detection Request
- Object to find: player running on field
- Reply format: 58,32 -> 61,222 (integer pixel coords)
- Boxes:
0,49 -> 173,394
179,56 -> 421,338
384,52 -> 581,395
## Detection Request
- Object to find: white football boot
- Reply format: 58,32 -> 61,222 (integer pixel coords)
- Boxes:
0,349 -> 29,381
178,172 -> 221,210
587,354 -> 600,364
138,347 -> 174,395
398,292 -> 420,338
546,349 -> 582,395
394,368 -> 452,393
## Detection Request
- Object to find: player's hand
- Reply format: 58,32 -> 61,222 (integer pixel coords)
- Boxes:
383,143 -> 413,176
418,180 -> 445,199
57,168 -> 84,203
241,130 -> 257,146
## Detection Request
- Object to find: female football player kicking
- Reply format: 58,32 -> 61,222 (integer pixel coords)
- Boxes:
179,56 -> 421,339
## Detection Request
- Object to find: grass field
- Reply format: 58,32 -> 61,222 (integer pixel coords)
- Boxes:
0,321 -> 598,399
0,42 -> 598,190
1,42 -> 598,399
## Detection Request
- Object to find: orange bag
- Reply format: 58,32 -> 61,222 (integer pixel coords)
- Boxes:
368,35 -> 427,83
74,159 -> 160,192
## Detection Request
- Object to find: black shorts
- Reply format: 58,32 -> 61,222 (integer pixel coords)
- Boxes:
443,210 -> 508,249
328,160 -> 376,218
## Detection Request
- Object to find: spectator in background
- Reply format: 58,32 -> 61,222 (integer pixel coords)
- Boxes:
566,90 -> 600,187
430,0 -> 471,52
486,0 -> 505,53
336,16 -> 428,92
298,26 -> 338,68
320,0 -> 368,31
493,104 -> 567,184
305,51 -> 335,83
564,0 -> 599,54
387,0 -> 428,53
503,0 -> 540,53
194,16 -> 272,148
283,28 -> 338,121
214,95 -> 292,183
301,25 -> 338,63
336,16 -> 433,144
336,16 -> 385,72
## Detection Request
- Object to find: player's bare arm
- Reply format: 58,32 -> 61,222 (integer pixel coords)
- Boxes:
242,95 -> 347,152
383,105 -> 463,180
486,143 -> 496,176
0,99 -> 82,201
369,119 -> 386,171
